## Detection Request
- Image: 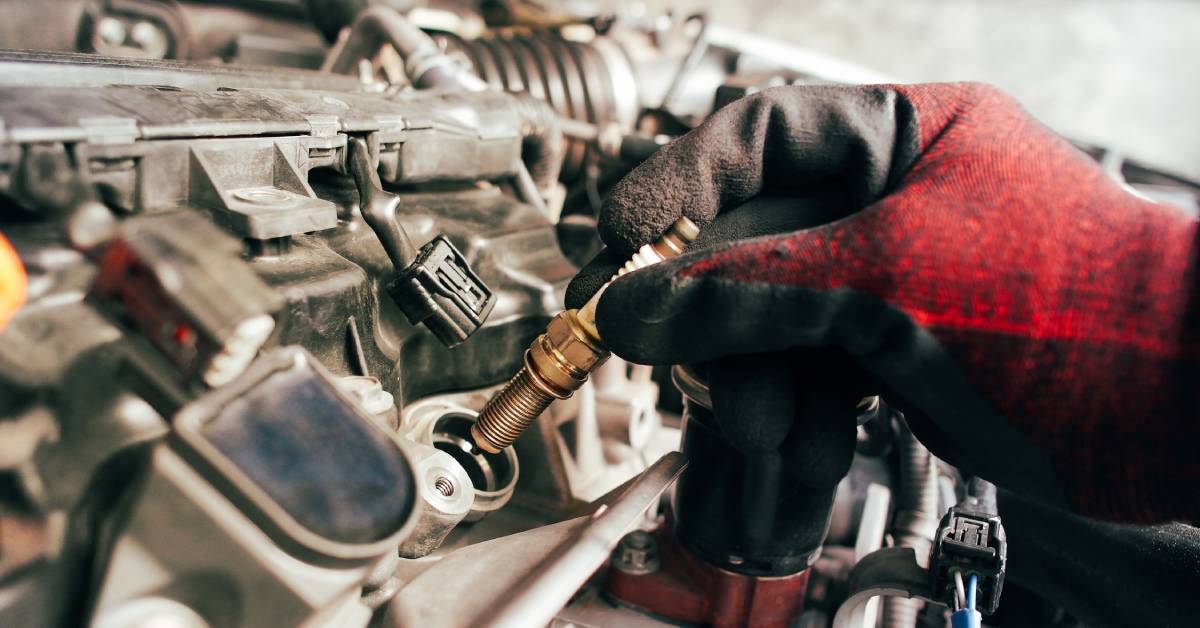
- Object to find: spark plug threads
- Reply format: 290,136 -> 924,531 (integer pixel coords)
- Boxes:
470,216 -> 700,454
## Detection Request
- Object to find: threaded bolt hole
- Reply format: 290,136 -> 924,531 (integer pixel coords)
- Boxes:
434,476 -> 455,497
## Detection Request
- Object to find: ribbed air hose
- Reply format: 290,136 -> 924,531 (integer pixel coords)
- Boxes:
434,30 -> 635,183
884,426 -> 942,628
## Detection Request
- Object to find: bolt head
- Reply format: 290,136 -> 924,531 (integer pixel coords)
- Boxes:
613,530 -> 660,575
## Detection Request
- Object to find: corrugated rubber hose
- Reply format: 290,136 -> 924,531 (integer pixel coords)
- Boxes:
884,424 -> 941,628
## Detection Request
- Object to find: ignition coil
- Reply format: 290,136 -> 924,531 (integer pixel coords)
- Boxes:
470,216 -> 700,453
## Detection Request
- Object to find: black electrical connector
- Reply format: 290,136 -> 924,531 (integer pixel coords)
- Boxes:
388,234 -> 495,347
929,485 -> 1007,615
91,212 -> 282,387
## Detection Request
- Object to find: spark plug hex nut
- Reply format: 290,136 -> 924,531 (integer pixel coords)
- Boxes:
533,310 -> 609,386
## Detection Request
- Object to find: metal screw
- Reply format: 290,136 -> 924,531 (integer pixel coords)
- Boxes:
612,530 -> 660,575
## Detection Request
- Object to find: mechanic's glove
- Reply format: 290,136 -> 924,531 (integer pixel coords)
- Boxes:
566,82 -> 1200,524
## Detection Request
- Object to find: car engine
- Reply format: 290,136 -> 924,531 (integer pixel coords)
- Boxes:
1,2 -> 1198,628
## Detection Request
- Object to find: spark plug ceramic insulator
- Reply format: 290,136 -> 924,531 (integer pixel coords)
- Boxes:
470,216 -> 700,454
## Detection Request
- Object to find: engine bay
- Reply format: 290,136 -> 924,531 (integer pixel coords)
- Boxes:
2,2 -> 1199,628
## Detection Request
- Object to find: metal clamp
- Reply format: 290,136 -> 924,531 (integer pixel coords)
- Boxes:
832,547 -> 935,628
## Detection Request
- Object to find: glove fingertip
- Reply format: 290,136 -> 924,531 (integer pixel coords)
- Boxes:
564,248 -> 625,309
598,137 -> 717,254
592,262 -> 690,364
599,191 -> 693,256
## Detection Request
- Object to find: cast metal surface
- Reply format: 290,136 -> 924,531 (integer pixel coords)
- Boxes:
606,522 -> 812,628
395,440 -> 474,559
381,451 -> 687,628
470,216 -> 699,454
433,28 -> 640,182
480,451 -> 688,628
400,368 -> 678,523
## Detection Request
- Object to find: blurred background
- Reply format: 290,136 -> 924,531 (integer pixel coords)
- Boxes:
619,0 -> 1200,180
0,0 -> 1196,177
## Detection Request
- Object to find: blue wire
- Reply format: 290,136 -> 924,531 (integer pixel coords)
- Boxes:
951,573 -> 984,628
951,609 -> 982,628
951,572 -> 984,628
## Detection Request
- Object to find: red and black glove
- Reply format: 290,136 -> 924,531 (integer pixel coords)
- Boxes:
566,82 -> 1200,525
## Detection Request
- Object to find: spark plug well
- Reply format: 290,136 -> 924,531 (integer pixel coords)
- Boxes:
470,216 -> 700,454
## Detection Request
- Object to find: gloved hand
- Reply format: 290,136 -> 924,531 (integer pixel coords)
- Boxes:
566,82 -> 1200,524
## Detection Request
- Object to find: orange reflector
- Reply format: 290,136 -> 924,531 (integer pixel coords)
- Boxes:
0,232 -> 26,331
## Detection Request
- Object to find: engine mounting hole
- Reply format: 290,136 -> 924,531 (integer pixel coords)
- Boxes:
434,476 -> 455,497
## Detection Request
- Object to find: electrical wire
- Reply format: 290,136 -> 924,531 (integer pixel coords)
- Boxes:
953,570 -> 967,610
950,572 -> 982,628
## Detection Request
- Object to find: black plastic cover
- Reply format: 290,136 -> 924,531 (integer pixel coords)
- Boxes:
177,348 -> 415,548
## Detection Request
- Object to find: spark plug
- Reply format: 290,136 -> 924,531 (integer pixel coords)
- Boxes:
470,217 -> 700,453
